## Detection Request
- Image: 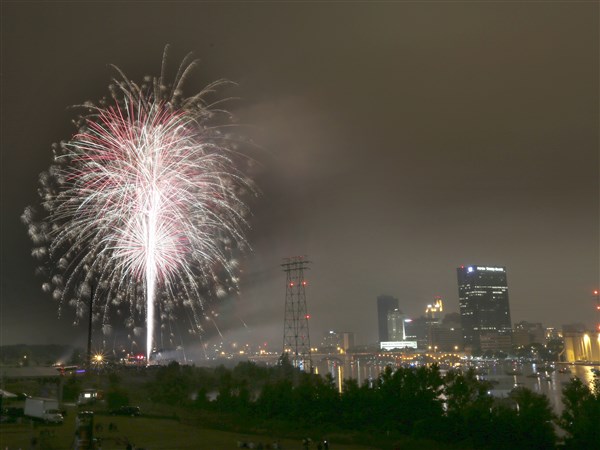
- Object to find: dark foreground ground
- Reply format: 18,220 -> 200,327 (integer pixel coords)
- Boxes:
2,416 -> 360,450
0,406 -> 456,450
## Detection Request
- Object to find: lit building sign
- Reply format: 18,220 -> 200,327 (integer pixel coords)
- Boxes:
476,266 -> 504,272
380,341 -> 418,350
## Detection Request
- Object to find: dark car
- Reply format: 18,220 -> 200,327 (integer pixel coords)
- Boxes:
4,407 -> 24,417
109,406 -> 140,417
1,407 -> 24,424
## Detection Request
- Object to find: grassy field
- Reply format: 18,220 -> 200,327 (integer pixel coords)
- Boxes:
0,411 -> 381,450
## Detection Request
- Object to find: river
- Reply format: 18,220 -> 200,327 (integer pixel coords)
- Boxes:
314,356 -> 599,414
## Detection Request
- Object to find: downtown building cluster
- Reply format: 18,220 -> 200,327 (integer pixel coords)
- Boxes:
376,264 -> 513,353
372,264 -> 589,357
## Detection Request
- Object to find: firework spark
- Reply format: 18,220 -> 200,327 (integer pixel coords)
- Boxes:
23,48 -> 254,360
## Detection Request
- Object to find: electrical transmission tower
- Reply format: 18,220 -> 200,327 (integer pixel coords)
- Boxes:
282,256 -> 312,371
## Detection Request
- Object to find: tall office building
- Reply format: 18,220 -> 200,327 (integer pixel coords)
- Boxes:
322,330 -> 355,352
425,297 -> 443,323
457,265 -> 512,350
387,309 -> 406,341
513,321 -> 545,346
425,297 -> 444,348
377,295 -> 399,342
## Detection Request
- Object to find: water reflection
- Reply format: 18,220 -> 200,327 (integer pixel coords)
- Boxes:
314,355 -> 599,414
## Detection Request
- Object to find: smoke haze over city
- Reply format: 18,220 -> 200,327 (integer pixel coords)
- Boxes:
1,3 -> 598,350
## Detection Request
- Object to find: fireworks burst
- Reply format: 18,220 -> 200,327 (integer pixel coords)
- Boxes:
23,48 -> 255,360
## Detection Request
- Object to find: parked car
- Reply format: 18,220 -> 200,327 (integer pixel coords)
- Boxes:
109,406 -> 140,416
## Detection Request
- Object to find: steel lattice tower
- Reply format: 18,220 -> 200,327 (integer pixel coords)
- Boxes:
282,256 -> 312,371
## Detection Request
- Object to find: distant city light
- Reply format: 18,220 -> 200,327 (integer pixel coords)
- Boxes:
380,341 -> 418,350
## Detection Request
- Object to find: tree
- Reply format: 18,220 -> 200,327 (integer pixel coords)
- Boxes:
106,387 -> 129,409
507,387 -> 556,449
546,339 -> 564,361
560,376 -> 600,449
148,361 -> 193,405
108,372 -> 122,387
62,375 -> 82,402
440,368 -> 494,446
255,379 -> 293,420
444,368 -> 492,416
276,353 -> 296,381
375,365 -> 444,434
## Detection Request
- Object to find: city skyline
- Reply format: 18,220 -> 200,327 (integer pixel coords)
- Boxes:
1,3 -> 598,349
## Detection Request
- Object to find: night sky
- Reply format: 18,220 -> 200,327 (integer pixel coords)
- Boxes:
1,3 -> 598,352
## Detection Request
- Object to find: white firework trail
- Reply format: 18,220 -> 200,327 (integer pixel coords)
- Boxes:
23,47 -> 255,361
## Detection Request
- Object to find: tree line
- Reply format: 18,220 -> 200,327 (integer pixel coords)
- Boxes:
133,356 -> 599,449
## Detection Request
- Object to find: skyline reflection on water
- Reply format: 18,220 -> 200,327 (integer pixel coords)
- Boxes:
314,356 -> 599,413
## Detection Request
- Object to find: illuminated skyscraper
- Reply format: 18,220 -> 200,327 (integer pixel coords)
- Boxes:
387,309 -> 406,341
425,296 -> 443,348
425,297 -> 443,322
377,295 -> 399,342
457,265 -> 512,350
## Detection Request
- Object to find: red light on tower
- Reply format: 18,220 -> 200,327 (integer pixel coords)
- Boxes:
594,290 -> 599,295
282,256 -> 312,371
